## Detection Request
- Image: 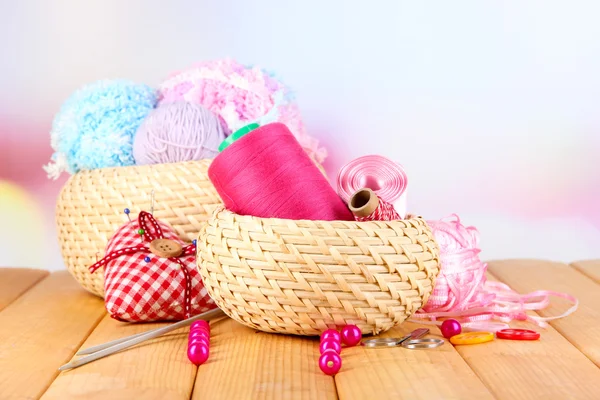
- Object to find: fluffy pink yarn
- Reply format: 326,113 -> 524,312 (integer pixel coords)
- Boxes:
157,59 -> 326,164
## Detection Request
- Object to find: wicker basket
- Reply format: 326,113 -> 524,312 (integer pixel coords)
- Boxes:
56,159 -> 222,297
197,208 -> 440,336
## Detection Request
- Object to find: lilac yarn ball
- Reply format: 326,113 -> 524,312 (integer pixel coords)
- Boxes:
133,102 -> 226,165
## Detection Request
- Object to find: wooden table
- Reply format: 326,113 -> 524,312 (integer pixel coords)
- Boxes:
0,259 -> 599,400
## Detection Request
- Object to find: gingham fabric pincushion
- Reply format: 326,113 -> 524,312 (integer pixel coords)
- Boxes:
89,211 -> 216,322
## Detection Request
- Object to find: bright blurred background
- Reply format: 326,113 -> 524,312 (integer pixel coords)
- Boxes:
0,1 -> 598,271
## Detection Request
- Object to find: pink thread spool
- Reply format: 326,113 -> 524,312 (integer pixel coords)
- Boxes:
208,122 -> 353,221
348,188 -> 401,221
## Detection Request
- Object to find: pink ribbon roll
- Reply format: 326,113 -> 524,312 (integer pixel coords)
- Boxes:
337,155 -> 408,218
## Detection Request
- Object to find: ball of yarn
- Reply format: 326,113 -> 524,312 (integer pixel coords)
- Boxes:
133,102 -> 226,165
157,58 -> 327,163
44,80 -> 157,179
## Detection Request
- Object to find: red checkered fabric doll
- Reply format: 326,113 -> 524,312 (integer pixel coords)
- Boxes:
89,210 -> 217,322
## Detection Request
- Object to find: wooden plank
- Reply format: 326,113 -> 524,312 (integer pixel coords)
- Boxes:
193,318 -> 338,400
335,321 -> 494,400
488,259 -> 600,368
448,271 -> 600,400
0,268 -> 49,311
0,271 -> 105,400
571,260 -> 600,284
42,316 -> 197,400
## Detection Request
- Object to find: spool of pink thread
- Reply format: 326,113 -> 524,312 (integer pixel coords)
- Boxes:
348,188 -> 401,221
337,155 -> 408,219
208,122 -> 353,221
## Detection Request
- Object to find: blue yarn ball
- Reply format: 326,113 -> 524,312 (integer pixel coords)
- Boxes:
46,80 -> 157,178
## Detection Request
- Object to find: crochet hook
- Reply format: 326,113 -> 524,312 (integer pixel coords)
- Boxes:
60,308 -> 225,371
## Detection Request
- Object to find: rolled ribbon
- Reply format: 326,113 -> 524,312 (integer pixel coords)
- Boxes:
337,155 -> 408,218
349,188 -> 401,221
409,214 -> 579,328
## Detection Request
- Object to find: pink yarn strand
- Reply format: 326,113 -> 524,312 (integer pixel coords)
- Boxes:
412,214 -> 578,328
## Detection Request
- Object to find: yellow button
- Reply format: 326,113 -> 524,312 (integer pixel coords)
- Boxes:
149,239 -> 183,258
450,331 -> 494,345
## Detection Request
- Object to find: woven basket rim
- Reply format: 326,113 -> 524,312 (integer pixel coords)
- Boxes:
66,159 -> 213,176
209,206 -> 425,225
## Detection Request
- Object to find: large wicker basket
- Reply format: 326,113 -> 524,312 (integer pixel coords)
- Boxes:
197,208 -> 440,336
56,159 -> 222,297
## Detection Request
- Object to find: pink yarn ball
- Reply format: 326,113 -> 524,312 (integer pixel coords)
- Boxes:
157,58 -> 326,164
440,319 -> 462,339
319,349 -> 342,376
340,325 -> 362,347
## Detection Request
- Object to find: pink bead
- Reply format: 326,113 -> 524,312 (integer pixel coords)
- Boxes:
191,320 -> 210,333
187,343 -> 210,365
189,330 -> 210,340
440,319 -> 462,339
320,329 -> 341,343
189,337 -> 209,347
340,325 -> 362,347
319,349 -> 342,375
319,339 -> 342,354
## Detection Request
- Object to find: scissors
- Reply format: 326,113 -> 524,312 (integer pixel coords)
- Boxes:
362,328 -> 444,349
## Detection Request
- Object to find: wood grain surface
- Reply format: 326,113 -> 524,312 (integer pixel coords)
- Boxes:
0,267 -> 49,311
571,259 -> 600,283
488,259 -> 600,368
42,315 -> 197,400
193,318 -> 337,400
0,271 -> 105,400
0,260 -> 599,400
335,321 -> 494,400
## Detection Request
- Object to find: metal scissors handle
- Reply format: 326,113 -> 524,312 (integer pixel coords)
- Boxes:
362,328 -> 444,349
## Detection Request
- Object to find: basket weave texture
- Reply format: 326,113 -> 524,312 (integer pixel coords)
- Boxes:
56,159 -> 222,297
197,208 -> 440,336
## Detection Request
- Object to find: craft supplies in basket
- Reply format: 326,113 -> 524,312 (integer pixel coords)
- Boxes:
48,61 -> 328,298
196,208 -> 440,336
56,159 -> 222,297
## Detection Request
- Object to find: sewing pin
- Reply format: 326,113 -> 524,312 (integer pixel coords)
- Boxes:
124,208 -> 131,222
150,189 -> 155,216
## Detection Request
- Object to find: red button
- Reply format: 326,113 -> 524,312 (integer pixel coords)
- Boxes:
496,328 -> 540,341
